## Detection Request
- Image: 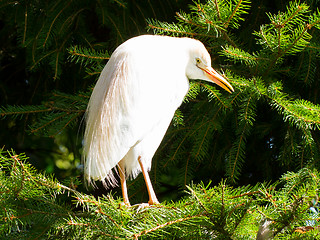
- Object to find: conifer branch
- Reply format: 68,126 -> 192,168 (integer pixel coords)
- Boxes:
269,95 -> 320,129
194,124 -> 211,159
214,0 -> 222,20
282,24 -> 310,55
1,150 -> 320,238
107,15 -> 124,42
184,155 -> 191,186
230,124 -> 247,181
74,196 -> 119,227
2,1 -> 320,238
29,113 -> 65,134
50,112 -> 82,137
30,50 -> 57,71
224,0 -> 244,28
22,4 -> 27,45
59,8 -> 86,35
132,214 -> 202,239
68,47 -> 110,60
0,107 -> 53,117
148,22 -> 202,38
113,0 -> 126,8
66,220 -> 121,239
43,1 -> 72,48
200,83 -> 229,109
175,12 -> 203,28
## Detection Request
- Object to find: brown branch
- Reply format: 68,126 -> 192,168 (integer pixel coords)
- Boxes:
148,23 -> 220,39
50,106 -> 85,113
223,49 -> 263,62
221,31 -> 238,48
43,0 -> 72,47
30,112 -> 67,134
69,48 -> 110,60
0,108 -> 53,117
214,0 -> 222,20
224,0 -> 243,28
67,220 -> 121,238
271,98 -> 320,125
282,25 -> 310,56
188,186 -> 211,214
75,197 -> 119,227
197,2 -> 238,48
59,8 -> 85,35
52,91 -> 89,104
30,50 -> 56,71
11,155 -> 25,197
132,214 -> 203,239
175,12 -> 204,28
194,124 -> 211,159
304,50 -> 312,83
260,188 -> 278,208
184,155 -> 190,187
107,15 -> 124,42
3,212 -> 32,222
199,83 -> 229,109
265,12 -> 315,76
230,95 -> 253,181
281,5 -> 303,27
50,112 -> 82,137
22,4 -> 27,45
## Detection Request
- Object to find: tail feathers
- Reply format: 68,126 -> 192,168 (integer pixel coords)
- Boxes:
83,110 -> 131,188
83,49 -> 136,188
84,158 -> 118,188
83,125 -> 128,188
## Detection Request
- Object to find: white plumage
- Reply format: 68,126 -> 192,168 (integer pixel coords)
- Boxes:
83,35 -> 233,205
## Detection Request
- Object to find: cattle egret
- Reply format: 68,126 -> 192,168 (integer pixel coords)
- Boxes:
83,35 -> 234,206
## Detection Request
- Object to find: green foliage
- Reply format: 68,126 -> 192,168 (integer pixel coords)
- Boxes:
68,45 -> 111,67
1,0 -> 320,238
148,0 -> 320,184
0,91 -> 88,137
1,150 -> 320,239
3,0 -> 320,184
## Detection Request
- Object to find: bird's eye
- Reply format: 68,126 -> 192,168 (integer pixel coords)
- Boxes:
196,58 -> 201,64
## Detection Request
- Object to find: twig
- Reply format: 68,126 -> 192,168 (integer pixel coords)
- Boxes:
132,214 -> 203,239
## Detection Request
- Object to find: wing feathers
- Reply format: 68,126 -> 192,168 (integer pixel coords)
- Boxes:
83,50 -> 134,187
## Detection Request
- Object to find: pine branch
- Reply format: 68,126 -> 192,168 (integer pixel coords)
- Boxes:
0,90 -> 87,137
1,150 -> 320,239
43,1 -> 72,48
227,93 -> 257,182
223,0 -> 251,29
0,105 -> 53,119
147,19 -> 215,38
68,45 -> 111,66
221,45 -> 259,67
267,84 -> 320,130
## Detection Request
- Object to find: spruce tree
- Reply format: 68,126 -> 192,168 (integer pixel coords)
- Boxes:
1,0 -> 320,239
1,150 -> 319,239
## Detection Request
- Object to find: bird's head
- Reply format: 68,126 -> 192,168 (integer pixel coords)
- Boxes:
185,40 -> 234,93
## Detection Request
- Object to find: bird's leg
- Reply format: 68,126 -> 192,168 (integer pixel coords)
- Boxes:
138,156 -> 160,205
117,160 -> 130,206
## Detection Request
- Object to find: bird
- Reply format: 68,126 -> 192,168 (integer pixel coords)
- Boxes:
83,35 -> 234,206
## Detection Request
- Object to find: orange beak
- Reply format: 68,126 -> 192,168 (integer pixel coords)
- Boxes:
201,66 -> 234,93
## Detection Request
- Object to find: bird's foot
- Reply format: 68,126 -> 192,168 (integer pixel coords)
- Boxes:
120,201 -> 131,208
131,202 -> 160,212
130,203 -> 149,213
148,199 -> 160,205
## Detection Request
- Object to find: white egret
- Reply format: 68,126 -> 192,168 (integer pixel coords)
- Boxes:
83,35 -> 234,206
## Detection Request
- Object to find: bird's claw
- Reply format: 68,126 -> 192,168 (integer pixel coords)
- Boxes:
119,201 -> 131,208
131,202 -> 161,212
